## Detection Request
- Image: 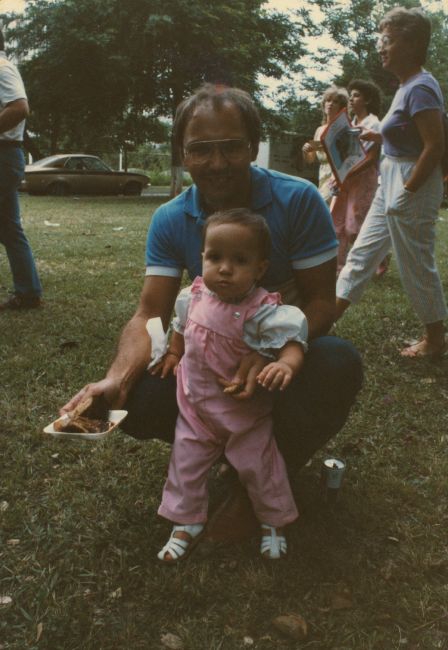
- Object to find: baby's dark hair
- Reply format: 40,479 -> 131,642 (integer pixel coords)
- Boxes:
203,208 -> 271,260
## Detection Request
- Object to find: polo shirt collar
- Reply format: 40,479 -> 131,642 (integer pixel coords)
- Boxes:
183,165 -> 273,220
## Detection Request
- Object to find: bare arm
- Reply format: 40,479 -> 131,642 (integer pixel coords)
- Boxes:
0,98 -> 29,134
257,341 -> 305,391
294,258 -> 336,339
403,109 -> 444,192
61,275 -> 181,412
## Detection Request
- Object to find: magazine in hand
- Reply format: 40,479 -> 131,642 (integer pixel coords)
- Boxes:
320,109 -> 367,186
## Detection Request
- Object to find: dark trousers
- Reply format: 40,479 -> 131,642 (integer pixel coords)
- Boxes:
122,336 -> 363,469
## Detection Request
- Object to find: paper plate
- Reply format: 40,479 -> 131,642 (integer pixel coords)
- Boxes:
43,410 -> 128,441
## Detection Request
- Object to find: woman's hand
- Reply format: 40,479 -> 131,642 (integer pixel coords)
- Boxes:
302,142 -> 314,154
218,351 -> 268,400
359,128 -> 382,145
256,360 -> 294,392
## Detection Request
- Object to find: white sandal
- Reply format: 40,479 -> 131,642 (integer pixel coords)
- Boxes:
260,525 -> 287,560
157,524 -> 204,563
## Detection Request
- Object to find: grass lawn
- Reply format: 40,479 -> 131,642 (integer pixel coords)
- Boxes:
1,195 -> 448,650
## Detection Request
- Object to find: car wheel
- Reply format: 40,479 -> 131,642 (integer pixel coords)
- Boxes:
48,182 -> 70,197
123,181 -> 141,196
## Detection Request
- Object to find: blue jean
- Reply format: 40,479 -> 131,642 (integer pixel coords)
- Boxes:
122,336 -> 363,469
0,147 -> 42,296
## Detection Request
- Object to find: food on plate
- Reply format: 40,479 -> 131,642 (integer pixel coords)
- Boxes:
54,395 -> 110,434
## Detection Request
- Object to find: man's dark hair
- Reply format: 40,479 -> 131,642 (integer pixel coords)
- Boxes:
348,79 -> 382,117
173,83 -> 261,161
203,208 -> 271,260
379,7 -> 431,65
0,30 -> 4,51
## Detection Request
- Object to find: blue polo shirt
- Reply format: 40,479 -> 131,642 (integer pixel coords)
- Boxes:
145,166 -> 337,291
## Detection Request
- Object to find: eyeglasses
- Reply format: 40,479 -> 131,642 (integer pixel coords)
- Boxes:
183,139 -> 251,164
375,34 -> 393,51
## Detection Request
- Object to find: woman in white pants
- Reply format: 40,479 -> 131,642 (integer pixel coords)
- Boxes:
336,6 -> 447,358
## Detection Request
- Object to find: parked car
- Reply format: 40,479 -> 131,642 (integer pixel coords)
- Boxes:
20,154 -> 150,196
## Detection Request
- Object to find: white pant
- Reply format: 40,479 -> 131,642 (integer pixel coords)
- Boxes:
337,156 -> 447,325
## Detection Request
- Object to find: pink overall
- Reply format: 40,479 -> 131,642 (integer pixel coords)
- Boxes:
158,278 -> 299,528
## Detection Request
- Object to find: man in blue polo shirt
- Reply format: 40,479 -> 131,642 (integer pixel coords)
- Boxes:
63,84 -> 362,531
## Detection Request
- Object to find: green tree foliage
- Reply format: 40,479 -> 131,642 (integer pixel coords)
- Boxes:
1,0 -> 306,156
314,0 -> 448,114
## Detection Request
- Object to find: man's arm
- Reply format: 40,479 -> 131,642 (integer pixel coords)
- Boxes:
0,98 -> 29,134
294,257 -> 336,339
61,275 -> 181,412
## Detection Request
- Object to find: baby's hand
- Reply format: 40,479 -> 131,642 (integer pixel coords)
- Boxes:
256,361 -> 293,392
150,352 -> 180,378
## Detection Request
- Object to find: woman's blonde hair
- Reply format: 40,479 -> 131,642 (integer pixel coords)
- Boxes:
321,86 -> 349,123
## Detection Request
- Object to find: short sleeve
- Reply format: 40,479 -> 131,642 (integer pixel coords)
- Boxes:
408,84 -> 442,117
0,61 -> 27,105
243,304 -> 308,359
145,205 -> 183,277
172,285 -> 193,334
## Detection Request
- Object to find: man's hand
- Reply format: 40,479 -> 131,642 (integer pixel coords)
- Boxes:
60,377 -> 125,415
218,351 -> 268,400
256,360 -> 294,392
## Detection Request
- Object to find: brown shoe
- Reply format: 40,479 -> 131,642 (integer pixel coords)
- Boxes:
0,294 -> 43,310
204,482 -> 259,543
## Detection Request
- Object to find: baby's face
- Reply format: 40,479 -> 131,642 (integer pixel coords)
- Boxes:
202,223 -> 268,302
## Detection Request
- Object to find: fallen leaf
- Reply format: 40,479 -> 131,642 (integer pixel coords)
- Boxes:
0,501 -> 8,512
109,587 -> 122,599
272,613 -> 308,640
0,596 -> 12,605
6,539 -> 20,546
243,637 -> 254,646
36,622 -> 43,642
161,632 -> 184,649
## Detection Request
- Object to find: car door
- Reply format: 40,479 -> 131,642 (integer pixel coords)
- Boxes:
82,157 -> 116,194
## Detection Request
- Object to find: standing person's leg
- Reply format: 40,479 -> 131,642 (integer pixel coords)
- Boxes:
158,411 -> 223,524
226,420 -> 297,559
157,409 -> 222,562
0,148 -> 42,307
225,420 -> 298,528
273,335 -> 363,470
336,179 -> 391,319
385,165 -> 447,356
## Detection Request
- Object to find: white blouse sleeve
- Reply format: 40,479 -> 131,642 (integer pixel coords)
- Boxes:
172,285 -> 193,334
243,304 -> 308,359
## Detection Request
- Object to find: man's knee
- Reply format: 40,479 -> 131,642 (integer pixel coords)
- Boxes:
305,336 -> 363,400
121,371 -> 178,441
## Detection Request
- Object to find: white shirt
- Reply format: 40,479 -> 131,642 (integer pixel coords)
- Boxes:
0,51 -> 27,140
